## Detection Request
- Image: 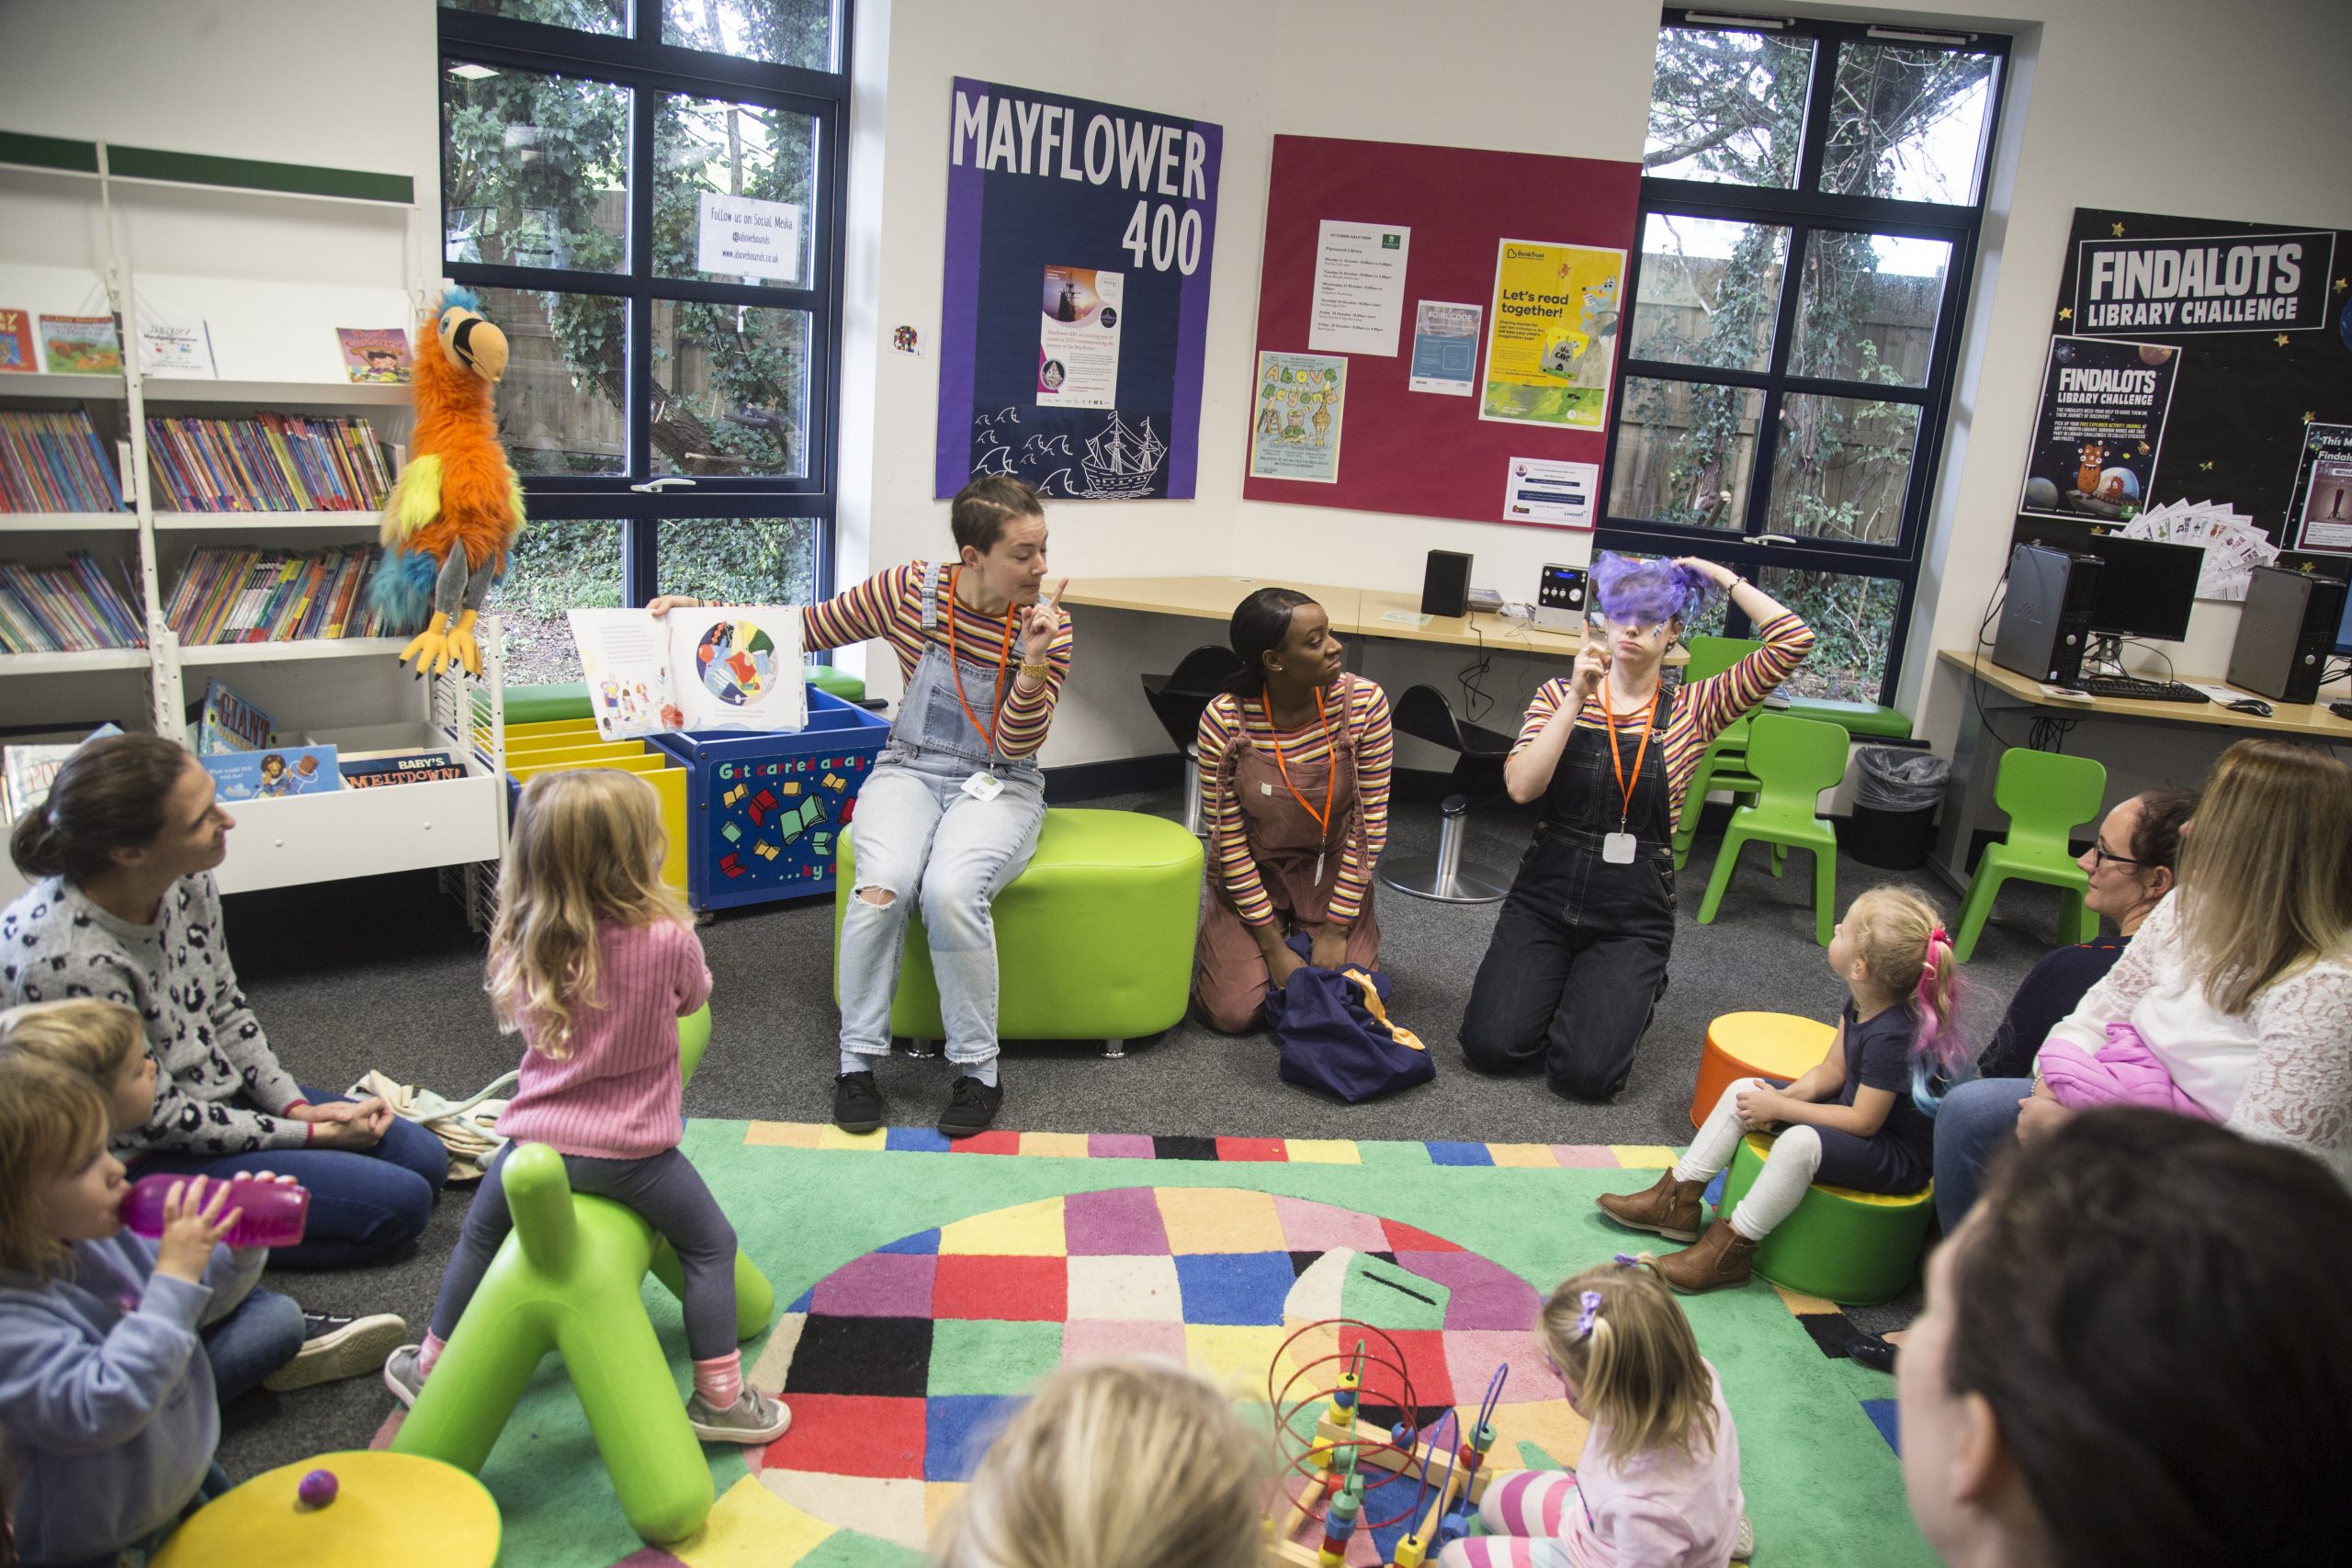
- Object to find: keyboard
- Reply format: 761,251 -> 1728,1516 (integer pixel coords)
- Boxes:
2071,676 -> 2211,704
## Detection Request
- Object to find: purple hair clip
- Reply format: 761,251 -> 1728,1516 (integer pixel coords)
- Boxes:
1613,1252 -> 1640,1268
1575,1290 -> 1604,1340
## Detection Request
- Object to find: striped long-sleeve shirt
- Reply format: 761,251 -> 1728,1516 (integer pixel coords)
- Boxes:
803,563 -> 1075,759
1196,676 -> 1394,928
1510,610 -> 1817,829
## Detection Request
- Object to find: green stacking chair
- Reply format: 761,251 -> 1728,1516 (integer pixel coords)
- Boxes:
1670,636 -> 1765,870
1695,713 -> 1849,946
1951,749 -> 2106,961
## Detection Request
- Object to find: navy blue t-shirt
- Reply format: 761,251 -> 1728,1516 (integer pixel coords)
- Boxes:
1839,998 -> 1936,1179
1976,934 -> 2131,1081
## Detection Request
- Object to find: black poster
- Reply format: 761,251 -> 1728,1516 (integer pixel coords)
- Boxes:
2019,336 -> 2179,520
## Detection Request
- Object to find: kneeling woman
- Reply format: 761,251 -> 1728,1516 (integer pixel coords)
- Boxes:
1461,555 -> 1814,1100
653,476 -> 1071,1138
1193,589 -> 1393,1032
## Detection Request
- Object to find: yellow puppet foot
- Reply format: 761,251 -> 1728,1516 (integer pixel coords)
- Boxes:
399,612 -> 455,676
448,609 -> 483,678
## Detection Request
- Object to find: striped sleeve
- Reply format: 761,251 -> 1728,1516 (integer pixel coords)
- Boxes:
995,613 -> 1076,759
801,563 -> 920,653
1510,677 -> 1574,757
1325,680 -> 1393,927
1677,610 -> 1817,743
1197,695 -> 1276,927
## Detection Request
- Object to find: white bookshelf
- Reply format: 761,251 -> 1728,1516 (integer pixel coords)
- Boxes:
0,512 -> 138,532
0,646 -> 149,675
153,510 -> 380,531
179,637 -> 407,667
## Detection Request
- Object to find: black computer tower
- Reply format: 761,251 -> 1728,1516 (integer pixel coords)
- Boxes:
1994,543 -> 2102,686
2228,566 -> 2347,704
1420,550 -> 1472,617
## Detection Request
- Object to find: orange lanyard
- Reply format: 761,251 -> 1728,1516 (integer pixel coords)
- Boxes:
1600,678 -> 1658,834
1261,682 -> 1335,838
945,567 -> 1017,756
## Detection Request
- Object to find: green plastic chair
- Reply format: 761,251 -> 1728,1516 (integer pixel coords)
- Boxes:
390,1005 -> 776,1545
1951,749 -> 2106,962
1670,637 -> 1765,871
1695,713 -> 1849,945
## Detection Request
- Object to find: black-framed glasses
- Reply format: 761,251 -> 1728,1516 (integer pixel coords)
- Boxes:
2086,840 -> 2143,872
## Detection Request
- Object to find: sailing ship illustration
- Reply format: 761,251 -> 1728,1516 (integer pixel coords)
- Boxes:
1077,412 -> 1168,498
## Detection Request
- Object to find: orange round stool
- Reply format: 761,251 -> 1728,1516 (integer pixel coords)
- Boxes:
1689,1011 -> 1837,1128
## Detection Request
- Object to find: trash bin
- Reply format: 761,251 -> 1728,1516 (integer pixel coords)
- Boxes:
1847,748 -> 1949,870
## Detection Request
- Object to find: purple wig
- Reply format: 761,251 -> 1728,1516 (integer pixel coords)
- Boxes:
1591,552 -> 1720,626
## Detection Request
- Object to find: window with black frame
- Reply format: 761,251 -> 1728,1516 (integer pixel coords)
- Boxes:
1600,10 -> 2007,704
437,0 -> 849,682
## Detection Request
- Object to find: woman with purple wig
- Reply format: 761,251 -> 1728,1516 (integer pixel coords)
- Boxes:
1461,554 -> 1815,1100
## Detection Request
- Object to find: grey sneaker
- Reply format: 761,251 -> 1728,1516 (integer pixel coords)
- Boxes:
266,1311 -> 410,1393
1734,1514 -> 1756,1561
381,1343 -> 426,1408
686,1385 -> 792,1443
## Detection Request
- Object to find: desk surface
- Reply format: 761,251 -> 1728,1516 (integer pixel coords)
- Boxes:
1939,649 -> 2352,739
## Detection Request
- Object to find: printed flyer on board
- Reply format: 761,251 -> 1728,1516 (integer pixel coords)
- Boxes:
1038,265 -> 1123,408
2290,422 -> 2352,554
1480,239 -> 1623,429
1248,350 -> 1346,483
1408,300 -> 1482,395
2018,335 -> 2180,521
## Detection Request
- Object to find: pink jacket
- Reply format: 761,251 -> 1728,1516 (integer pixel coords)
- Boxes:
2039,1021 -> 2215,1120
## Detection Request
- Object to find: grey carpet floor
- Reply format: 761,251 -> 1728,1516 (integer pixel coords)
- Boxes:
214,791 -> 2054,1478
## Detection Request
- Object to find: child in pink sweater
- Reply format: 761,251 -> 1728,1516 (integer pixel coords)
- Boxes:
381,771 -> 786,1442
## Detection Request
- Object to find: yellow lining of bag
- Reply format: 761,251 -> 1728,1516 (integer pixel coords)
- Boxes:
1340,966 -> 1428,1052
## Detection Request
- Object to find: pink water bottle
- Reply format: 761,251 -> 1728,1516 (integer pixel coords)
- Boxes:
121,1173 -> 311,1248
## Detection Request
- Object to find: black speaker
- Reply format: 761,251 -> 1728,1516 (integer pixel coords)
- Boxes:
1993,543 -> 2101,686
1421,550 -> 1472,618
2228,566 -> 2347,704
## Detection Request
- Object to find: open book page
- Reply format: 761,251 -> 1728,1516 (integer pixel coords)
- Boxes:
665,606 -> 807,734
568,609 -> 683,740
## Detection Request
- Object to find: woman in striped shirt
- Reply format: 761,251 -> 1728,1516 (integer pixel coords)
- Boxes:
1461,555 -> 1815,1100
650,477 -> 1072,1139
1193,588 -> 1394,1033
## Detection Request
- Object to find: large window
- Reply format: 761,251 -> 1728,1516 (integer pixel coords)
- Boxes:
438,1 -> 849,681
1600,11 -> 2007,702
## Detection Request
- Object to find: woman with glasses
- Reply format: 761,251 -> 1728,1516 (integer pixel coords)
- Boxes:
1460,553 -> 1815,1100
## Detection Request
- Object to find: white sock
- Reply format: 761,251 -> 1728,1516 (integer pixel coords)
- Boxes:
966,1055 -> 1000,1088
1674,1079 -> 1763,1184
840,1048 -> 871,1076
1727,1124 -> 1823,1241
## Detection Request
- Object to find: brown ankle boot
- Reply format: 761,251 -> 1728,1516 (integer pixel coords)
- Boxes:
1653,1219 -> 1758,1294
1594,1169 -> 1706,1242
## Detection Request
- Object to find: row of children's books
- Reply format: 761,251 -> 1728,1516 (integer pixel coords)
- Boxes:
0,409 -> 126,513
146,413 -> 394,513
0,554 -> 146,653
163,546 -> 386,647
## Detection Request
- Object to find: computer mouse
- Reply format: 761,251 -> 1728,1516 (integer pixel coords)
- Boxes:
2225,697 -> 2272,716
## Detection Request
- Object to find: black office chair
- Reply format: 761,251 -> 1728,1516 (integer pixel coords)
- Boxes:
1377,684 -> 1514,903
1141,645 -> 1248,835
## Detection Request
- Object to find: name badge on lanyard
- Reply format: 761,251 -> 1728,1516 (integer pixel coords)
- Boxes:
1601,831 -> 1637,864
961,771 -> 1004,802
1600,681 -> 1658,869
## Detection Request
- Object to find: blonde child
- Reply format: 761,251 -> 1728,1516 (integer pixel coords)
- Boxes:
0,1055 -> 258,1567
935,1358 -> 1268,1568
1600,886 -> 1962,1292
383,771 -> 786,1441
1440,1260 -> 1747,1568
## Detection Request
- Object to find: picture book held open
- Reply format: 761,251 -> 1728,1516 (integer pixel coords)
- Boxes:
567,605 -> 807,740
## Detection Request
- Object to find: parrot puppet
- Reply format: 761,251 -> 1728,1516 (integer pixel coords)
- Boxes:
369,288 -> 525,678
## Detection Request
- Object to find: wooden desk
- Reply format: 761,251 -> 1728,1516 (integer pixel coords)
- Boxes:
1932,648 -> 2352,887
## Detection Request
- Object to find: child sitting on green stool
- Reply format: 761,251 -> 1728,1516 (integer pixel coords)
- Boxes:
1600,886 -> 1962,1292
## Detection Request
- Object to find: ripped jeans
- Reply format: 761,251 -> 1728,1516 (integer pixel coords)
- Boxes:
836,750 -> 1046,1066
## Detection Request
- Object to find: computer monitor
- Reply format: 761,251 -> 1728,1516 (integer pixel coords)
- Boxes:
2336,577 -> 2352,657
2012,518 -> 2202,642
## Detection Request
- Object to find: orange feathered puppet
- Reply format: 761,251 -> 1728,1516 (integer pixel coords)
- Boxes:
369,288 -> 525,677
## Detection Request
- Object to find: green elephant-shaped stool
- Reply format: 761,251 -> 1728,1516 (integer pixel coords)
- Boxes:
390,1004 -> 775,1544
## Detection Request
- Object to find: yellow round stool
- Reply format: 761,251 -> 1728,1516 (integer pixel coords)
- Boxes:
1690,1011 -> 1835,1129
1716,1132 -> 1935,1304
151,1450 -> 499,1568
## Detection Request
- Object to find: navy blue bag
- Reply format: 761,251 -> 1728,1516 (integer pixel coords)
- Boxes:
1264,935 -> 1435,1103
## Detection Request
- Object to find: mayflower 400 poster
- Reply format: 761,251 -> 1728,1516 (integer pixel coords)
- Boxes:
934,78 -> 1222,501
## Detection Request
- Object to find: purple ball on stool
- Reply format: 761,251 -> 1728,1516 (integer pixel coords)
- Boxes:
298,1469 -> 338,1508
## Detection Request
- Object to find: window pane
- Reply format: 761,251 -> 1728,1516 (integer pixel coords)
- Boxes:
650,301 -> 811,478
1764,393 -> 1920,545
489,519 -> 622,683
1789,231 -> 1950,387
1756,567 -> 1899,701
443,0 -> 622,30
442,62 -> 628,273
657,517 -> 820,607
471,287 -> 627,475
654,92 -> 820,291
1608,378 -> 1764,530
662,0 -> 836,72
1629,214 -> 1789,374
1644,25 -> 1813,189
1819,43 -> 1997,204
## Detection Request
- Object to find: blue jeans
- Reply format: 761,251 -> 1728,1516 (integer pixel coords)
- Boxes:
204,1287 -> 305,1404
838,751 -> 1046,1066
1933,1076 -> 2031,1232
138,1084 -> 449,1269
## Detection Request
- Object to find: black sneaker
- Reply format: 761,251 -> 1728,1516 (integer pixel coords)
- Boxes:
264,1311 -> 408,1393
833,1071 -> 884,1134
937,1074 -> 1004,1138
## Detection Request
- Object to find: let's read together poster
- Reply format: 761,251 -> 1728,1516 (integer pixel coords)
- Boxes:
570,607 -> 807,740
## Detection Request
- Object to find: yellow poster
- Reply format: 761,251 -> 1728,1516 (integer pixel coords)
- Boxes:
1479,238 -> 1625,429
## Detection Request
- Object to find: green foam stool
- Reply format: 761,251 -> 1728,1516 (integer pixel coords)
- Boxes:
390,1004 -> 774,1545
1695,713 -> 1850,946
835,807 -> 1204,1055
1716,1131 -> 1934,1304
1669,637 -> 1765,871
1951,748 -> 2105,962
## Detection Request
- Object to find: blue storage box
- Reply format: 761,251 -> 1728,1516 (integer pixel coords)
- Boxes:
650,687 -> 893,910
